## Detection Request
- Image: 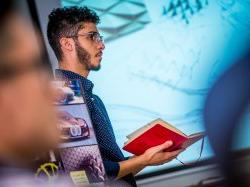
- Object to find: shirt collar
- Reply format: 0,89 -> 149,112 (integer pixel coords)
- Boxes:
55,69 -> 94,94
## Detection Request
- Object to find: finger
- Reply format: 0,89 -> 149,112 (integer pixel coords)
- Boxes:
168,150 -> 184,160
152,141 -> 173,153
161,154 -> 177,163
166,149 -> 184,158
163,154 -> 178,162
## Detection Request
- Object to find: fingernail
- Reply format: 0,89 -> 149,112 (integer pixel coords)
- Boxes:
179,149 -> 185,153
166,141 -> 173,145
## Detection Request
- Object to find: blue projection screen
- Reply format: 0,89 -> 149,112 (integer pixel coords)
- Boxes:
60,0 -> 250,175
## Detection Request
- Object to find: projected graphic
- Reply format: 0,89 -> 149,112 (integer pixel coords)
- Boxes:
61,0 -> 151,42
61,0 -> 250,174
162,0 -> 209,24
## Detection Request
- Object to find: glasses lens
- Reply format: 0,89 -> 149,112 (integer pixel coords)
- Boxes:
91,32 -> 103,43
99,36 -> 104,43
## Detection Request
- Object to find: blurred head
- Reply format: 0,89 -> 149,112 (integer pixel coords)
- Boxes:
47,7 -> 105,71
0,3 -> 59,166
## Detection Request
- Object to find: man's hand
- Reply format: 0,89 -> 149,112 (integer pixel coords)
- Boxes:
117,141 -> 184,179
140,141 -> 184,166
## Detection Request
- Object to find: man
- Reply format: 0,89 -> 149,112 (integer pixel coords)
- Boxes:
47,7 -> 183,186
0,1 -> 63,186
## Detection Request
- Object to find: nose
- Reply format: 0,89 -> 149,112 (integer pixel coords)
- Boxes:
97,41 -> 105,50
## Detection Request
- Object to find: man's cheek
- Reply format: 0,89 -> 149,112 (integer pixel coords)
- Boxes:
92,56 -> 101,66
38,101 -> 58,133
9,115 -> 36,145
36,107 -> 59,148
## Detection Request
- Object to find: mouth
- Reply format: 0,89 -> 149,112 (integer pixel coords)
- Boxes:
95,51 -> 103,58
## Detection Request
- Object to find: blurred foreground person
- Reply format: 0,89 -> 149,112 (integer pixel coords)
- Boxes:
204,52 -> 250,187
0,1 -> 69,187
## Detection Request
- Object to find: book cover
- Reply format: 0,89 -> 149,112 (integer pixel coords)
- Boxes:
123,119 -> 205,156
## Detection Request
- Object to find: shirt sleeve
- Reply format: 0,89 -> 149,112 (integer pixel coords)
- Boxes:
103,160 -> 120,180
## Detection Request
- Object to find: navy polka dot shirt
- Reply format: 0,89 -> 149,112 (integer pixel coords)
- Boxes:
55,69 -> 136,187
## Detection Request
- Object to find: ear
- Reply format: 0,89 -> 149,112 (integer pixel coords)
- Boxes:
59,37 -> 74,52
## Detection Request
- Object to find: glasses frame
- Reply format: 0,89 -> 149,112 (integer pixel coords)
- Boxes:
71,32 -> 104,44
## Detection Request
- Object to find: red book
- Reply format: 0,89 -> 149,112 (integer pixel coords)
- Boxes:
123,118 -> 205,156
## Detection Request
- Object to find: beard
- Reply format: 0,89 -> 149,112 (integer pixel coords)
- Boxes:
75,41 -> 101,71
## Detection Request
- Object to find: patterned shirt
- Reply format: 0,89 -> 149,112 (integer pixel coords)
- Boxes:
55,69 -> 137,187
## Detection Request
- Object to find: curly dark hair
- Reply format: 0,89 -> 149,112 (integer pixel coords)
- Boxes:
47,6 -> 100,61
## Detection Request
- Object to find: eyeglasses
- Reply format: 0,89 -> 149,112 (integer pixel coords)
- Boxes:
72,32 -> 104,43
0,59 -> 49,81
175,136 -> 205,166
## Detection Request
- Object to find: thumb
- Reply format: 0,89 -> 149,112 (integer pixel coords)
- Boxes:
152,141 -> 173,153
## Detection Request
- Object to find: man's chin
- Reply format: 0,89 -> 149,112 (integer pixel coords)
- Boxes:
90,64 -> 101,71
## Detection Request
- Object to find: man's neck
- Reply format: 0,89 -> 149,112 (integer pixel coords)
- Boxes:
59,61 -> 90,78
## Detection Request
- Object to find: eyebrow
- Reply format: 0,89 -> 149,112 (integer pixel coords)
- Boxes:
86,31 -> 99,34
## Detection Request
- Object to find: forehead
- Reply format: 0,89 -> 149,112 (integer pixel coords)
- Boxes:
78,22 -> 98,33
